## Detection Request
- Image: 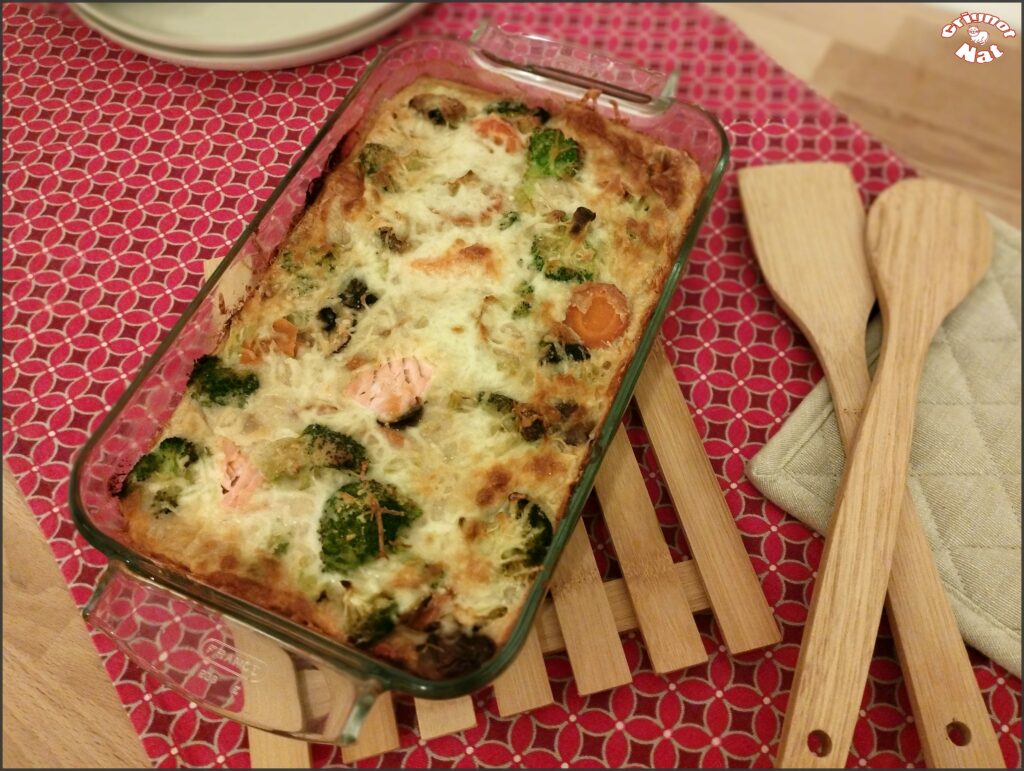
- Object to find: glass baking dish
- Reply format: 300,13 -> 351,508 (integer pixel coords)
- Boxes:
69,23 -> 729,745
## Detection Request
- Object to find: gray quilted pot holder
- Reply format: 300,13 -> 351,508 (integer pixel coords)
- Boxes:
746,216 -> 1021,676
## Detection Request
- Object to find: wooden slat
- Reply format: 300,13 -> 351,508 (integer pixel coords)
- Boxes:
414,697 -> 478,740
635,344 -> 781,654
340,693 -> 399,764
593,427 -> 707,673
228,622 -> 306,731
492,627 -> 553,717
547,521 -> 633,695
538,558 -> 710,653
248,731 -> 311,769
228,621 -> 312,768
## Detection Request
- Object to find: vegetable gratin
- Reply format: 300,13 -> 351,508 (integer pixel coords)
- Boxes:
118,78 -> 705,679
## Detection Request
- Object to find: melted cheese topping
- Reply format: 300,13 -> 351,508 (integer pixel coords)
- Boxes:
120,78 -> 704,679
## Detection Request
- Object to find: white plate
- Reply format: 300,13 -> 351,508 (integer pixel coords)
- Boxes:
70,3 -> 425,71
76,2 -> 406,54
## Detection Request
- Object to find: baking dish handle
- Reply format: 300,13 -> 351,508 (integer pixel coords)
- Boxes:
469,22 -> 679,105
83,560 -> 380,745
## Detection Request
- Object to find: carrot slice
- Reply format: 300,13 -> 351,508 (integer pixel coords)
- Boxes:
271,318 -> 299,358
472,115 -> 523,153
239,345 -> 262,365
564,283 -> 630,348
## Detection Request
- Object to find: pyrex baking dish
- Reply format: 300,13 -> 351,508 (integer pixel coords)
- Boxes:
69,23 -> 729,745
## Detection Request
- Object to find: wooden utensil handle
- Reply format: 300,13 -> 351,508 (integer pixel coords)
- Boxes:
888,494 -> 1006,767
776,338 -> 926,768
826,350 -> 1005,768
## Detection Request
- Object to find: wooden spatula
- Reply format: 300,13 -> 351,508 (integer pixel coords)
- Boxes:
741,172 -> 992,768
739,163 -> 1002,767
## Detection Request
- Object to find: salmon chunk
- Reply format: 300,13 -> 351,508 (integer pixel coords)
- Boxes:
220,438 -> 263,508
345,357 -> 433,425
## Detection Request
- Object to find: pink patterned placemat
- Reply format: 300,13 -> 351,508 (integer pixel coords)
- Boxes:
3,3 -> 1020,768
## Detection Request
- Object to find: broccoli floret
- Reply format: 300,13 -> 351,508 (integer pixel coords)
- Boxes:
512,301 -> 532,319
188,355 -> 259,408
338,277 -> 377,310
128,437 -> 201,483
477,390 -> 519,432
497,496 -> 553,573
315,304 -> 354,354
302,424 -> 368,470
344,595 -> 399,647
517,410 -> 546,442
257,424 -> 368,483
314,249 -> 337,272
514,498 -> 554,567
536,263 -> 593,283
477,392 -> 545,442
538,339 -> 590,365
121,437 -> 204,518
271,539 -> 290,557
498,211 -> 520,230
319,479 -> 422,573
377,226 -> 407,253
510,280 -> 533,318
317,306 -> 338,332
357,143 -> 399,192
526,128 -> 583,180
485,100 -> 550,124
357,143 -> 396,175
150,486 -> 182,518
563,343 -> 591,362
312,277 -> 376,356
540,340 -> 562,365
275,248 -> 334,296
472,391 -> 592,445
485,99 -> 529,115
479,391 -> 516,414
530,228 -> 596,283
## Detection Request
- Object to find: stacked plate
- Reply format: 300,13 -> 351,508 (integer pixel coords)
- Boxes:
70,3 -> 425,70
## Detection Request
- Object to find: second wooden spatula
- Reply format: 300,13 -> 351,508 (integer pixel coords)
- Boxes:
739,163 -> 1001,767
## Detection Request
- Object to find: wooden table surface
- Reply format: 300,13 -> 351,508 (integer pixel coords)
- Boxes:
3,4 -> 1020,768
